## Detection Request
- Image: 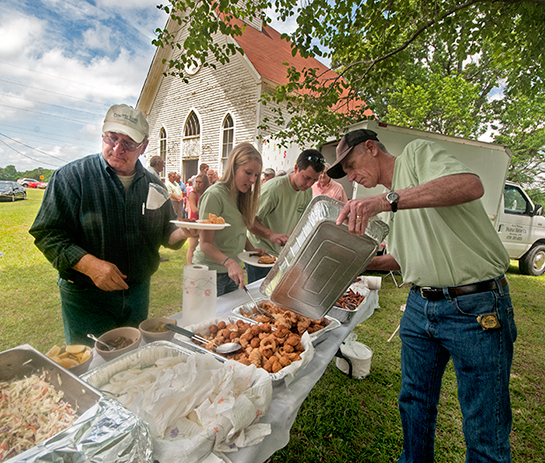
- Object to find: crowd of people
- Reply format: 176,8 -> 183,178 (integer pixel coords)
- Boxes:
30,104 -> 516,463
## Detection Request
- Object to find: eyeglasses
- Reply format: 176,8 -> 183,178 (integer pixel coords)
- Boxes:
307,155 -> 326,165
102,133 -> 144,152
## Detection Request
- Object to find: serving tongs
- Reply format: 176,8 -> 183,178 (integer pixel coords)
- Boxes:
164,323 -> 241,354
242,286 -> 276,319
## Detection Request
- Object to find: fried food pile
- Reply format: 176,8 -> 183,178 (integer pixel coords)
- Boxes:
202,213 -> 225,224
335,289 -> 366,311
203,319 -> 305,374
241,301 -> 330,335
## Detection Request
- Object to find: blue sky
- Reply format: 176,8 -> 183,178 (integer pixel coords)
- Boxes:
0,0 -> 298,172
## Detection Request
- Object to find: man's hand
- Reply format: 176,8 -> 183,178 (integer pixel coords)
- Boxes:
336,196 -> 387,236
169,227 -> 199,246
269,232 -> 289,246
73,254 -> 128,291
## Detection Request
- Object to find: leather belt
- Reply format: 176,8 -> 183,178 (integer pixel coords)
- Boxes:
414,277 -> 508,301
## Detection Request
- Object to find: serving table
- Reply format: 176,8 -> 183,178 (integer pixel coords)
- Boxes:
86,279 -> 379,463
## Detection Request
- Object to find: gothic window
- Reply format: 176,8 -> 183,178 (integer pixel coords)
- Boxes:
185,111 -> 200,137
221,114 -> 234,173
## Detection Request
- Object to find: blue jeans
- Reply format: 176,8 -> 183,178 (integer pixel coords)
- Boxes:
245,264 -> 271,284
216,272 -> 239,296
398,277 -> 516,463
58,277 -> 150,346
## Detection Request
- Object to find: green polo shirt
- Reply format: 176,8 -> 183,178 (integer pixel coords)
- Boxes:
247,174 -> 313,256
388,140 -> 509,286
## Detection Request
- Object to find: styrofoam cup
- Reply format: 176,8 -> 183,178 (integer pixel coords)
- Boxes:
366,276 -> 382,290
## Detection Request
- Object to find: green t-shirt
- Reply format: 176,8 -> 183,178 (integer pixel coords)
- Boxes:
247,174 -> 313,256
389,139 -> 509,286
193,182 -> 246,274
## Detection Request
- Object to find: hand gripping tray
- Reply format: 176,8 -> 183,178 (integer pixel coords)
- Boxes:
260,195 -> 389,319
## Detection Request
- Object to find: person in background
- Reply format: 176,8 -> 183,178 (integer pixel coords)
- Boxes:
193,142 -> 265,296
165,172 -> 184,220
275,169 -> 287,177
176,173 -> 188,219
312,162 -> 348,202
148,156 -> 165,179
199,163 -> 209,175
30,104 -> 197,346
262,167 -> 276,183
186,173 -> 210,264
329,129 -> 515,463
246,150 -> 326,283
207,169 -> 217,186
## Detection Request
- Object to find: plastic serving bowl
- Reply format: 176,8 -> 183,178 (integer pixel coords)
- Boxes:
139,317 -> 177,343
95,327 -> 141,360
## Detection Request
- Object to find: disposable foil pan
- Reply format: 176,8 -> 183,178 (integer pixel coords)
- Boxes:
1,344 -> 151,463
260,195 -> 388,319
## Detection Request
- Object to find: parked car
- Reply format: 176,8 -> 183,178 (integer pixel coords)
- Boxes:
0,180 -> 27,201
17,178 -> 39,187
27,181 -> 48,189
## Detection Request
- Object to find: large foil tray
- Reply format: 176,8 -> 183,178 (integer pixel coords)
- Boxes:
82,341 -> 198,389
0,344 -> 101,410
231,299 -> 341,345
260,195 -> 388,319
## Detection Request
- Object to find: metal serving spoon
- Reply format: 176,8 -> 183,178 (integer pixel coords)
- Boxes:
164,323 -> 241,355
243,286 -> 276,319
87,333 -> 115,351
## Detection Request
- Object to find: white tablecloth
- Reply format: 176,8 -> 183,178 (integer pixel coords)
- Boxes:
87,280 -> 379,463
190,280 -> 380,463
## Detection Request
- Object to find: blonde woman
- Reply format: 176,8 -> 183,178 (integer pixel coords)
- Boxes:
193,143 -> 265,295
186,173 -> 210,264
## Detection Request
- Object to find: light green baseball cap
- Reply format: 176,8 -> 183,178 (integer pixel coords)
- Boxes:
102,104 -> 149,143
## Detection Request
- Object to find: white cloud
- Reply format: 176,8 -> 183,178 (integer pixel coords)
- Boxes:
82,23 -> 113,52
0,13 -> 45,59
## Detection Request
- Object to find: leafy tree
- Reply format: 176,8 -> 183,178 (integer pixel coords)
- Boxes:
153,0 -> 545,190
0,165 -> 18,181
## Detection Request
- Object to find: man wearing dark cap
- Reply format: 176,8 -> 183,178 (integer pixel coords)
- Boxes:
329,129 -> 515,462
30,104 -> 198,346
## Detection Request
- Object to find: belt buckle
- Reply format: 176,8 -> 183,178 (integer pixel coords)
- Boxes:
419,287 -> 432,298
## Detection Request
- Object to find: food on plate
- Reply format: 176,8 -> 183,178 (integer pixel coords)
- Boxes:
249,252 -> 276,265
178,218 -> 197,223
201,319 -> 305,373
202,213 -> 225,224
0,372 -> 77,461
258,254 -> 276,264
46,344 -> 92,369
240,301 -> 330,335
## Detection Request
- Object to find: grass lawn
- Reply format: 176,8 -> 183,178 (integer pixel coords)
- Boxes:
1,188 -> 544,462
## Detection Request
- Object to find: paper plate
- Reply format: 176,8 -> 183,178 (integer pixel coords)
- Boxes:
171,220 -> 231,230
238,251 -> 276,268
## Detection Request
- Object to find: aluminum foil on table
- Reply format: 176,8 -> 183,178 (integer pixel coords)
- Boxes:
260,195 -> 389,320
82,341 -> 273,462
1,344 -> 152,463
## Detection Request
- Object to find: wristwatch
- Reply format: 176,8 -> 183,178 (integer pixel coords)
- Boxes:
386,190 -> 399,213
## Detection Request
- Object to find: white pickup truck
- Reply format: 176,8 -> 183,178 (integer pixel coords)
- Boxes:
498,181 -> 545,275
263,121 -> 545,275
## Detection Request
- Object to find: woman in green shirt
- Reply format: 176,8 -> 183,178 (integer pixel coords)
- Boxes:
193,142 -> 264,295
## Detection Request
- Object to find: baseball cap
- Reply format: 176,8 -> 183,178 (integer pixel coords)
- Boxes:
327,129 -> 379,179
102,104 -> 149,143
263,168 -> 275,176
